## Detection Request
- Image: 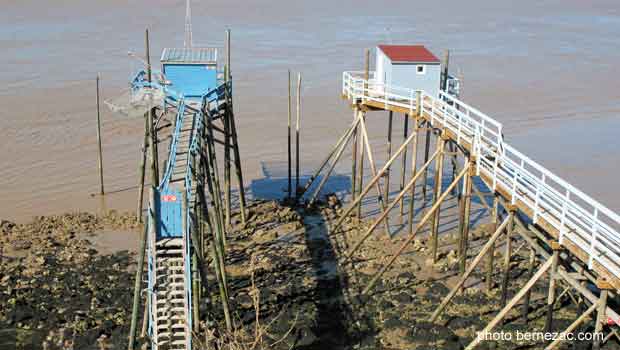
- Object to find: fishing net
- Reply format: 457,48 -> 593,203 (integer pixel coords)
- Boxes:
104,87 -> 165,119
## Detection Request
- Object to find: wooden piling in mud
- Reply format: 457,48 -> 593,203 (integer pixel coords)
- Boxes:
486,194 -> 499,291
457,160 -> 474,274
295,73 -> 301,198
544,242 -> 562,333
136,115 -> 149,222
500,207 -> 516,307
95,74 -> 105,196
407,114 -> 420,235
224,30 -> 232,226
430,131 -> 447,263
398,114 -> 410,221
385,111 -> 393,210
287,70 -> 292,198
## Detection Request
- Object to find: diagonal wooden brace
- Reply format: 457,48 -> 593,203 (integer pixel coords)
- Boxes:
361,164 -> 470,295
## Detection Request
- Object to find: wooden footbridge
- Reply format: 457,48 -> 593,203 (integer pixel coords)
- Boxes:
123,29 -> 243,350
302,48 -> 620,349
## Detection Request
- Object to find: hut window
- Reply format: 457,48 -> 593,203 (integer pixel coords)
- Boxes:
417,65 -> 426,74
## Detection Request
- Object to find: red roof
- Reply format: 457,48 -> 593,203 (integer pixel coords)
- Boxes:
378,45 -> 440,63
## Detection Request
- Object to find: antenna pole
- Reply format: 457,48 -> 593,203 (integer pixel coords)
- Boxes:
184,0 -> 193,48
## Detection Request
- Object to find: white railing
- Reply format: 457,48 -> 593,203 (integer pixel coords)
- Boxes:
342,70 -> 620,279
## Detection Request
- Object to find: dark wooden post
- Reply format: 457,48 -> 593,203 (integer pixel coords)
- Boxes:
500,207 -> 516,307
407,118 -> 419,233
430,131 -> 446,262
399,115 -> 409,222
544,242 -> 562,333
287,70 -> 292,198
486,194 -> 499,291
96,74 -> 105,195
521,246 -> 536,324
458,160 -> 474,274
136,115 -> 149,222
593,279 -> 612,350
422,121 -> 432,202
295,73 -> 301,198
145,29 -> 159,185
223,30 -> 232,225
351,113 -> 358,214
384,111 -> 393,207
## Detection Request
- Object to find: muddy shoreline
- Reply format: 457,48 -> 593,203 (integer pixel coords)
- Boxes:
2,200 -> 613,349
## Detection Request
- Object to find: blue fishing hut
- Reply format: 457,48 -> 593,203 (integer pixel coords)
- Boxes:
160,47 -> 219,99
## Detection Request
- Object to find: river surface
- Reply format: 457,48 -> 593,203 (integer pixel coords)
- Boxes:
1,0 -> 619,222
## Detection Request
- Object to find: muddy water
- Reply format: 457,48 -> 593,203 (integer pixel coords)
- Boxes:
1,0 -> 619,222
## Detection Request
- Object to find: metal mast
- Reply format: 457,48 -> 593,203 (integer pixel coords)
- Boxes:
184,0 -> 193,48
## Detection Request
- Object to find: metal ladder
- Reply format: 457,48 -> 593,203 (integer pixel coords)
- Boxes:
152,238 -> 190,350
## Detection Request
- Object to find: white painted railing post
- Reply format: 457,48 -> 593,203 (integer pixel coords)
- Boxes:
559,189 -> 570,245
533,174 -> 545,224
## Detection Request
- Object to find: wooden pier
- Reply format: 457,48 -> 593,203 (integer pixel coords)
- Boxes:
302,51 -> 620,349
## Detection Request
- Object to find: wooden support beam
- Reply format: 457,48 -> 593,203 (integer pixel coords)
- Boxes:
486,194 -> 499,291
351,112 -> 358,215
345,149 -> 442,257
521,246 -> 536,324
359,113 -> 391,234
95,74 -> 105,196
407,117 -> 420,235
295,73 -> 301,198
399,115 -> 409,222
308,113 -> 360,205
594,279 -> 612,350
430,215 -> 511,322
422,121 -> 432,202
287,70 -> 292,198
430,132 -> 447,263
544,242 -> 562,333
500,207 -> 516,307
356,113 -> 365,220
362,164 -> 470,294
544,301 -> 598,350
465,257 -> 554,350
458,162 -> 475,274
300,116 -> 360,197
385,111 -> 393,211
136,115 -> 149,223
331,125 -> 423,232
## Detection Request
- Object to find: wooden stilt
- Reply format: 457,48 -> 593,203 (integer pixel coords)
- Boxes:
332,127 -> 422,232
486,194 -> 499,291
407,116 -> 420,234
128,218 -> 149,350
398,115 -> 409,222
347,149 -> 442,257
351,113 -> 358,211
458,161 -> 474,274
287,70 -> 292,198
359,114 -> 391,234
145,29 -> 159,184
500,207 -> 516,307
593,279 -> 612,350
545,302 -> 598,350
295,73 -> 301,198
223,60 -> 231,226
356,113 -> 365,221
308,115 -> 360,205
362,164 -> 470,294
430,215 -> 511,322
465,257 -> 554,350
95,74 -> 105,195
422,121 -> 432,202
430,132 -> 447,263
521,246 -> 536,324
300,116 -> 360,197
385,111 -> 393,208
227,98 -> 247,224
544,242 -> 562,333
136,111 -> 149,222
